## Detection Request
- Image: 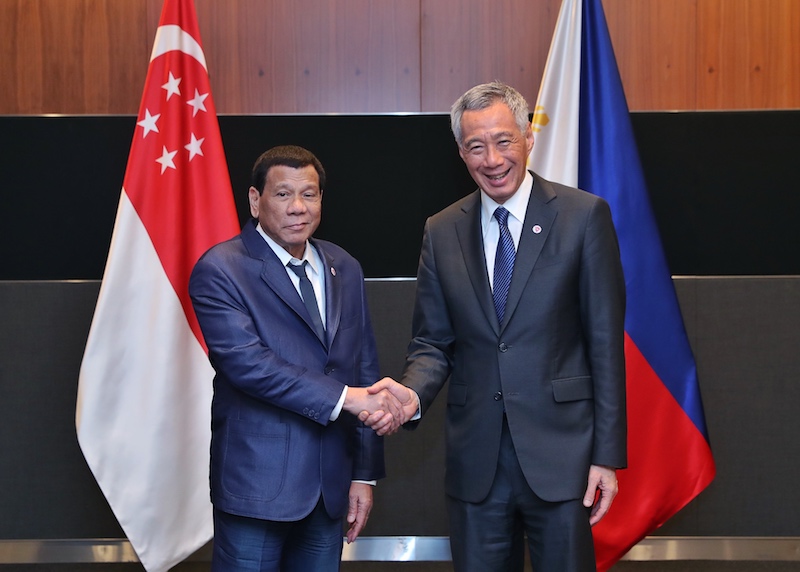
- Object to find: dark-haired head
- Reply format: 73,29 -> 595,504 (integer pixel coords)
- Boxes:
251,145 -> 327,195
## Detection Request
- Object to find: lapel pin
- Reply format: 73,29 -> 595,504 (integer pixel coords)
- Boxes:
532,225 -> 543,234
330,267 -> 336,277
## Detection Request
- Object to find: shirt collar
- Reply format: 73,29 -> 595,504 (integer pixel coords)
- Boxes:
255,222 -> 322,277
480,170 -> 533,229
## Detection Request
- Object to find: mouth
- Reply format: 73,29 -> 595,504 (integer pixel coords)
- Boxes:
486,168 -> 511,183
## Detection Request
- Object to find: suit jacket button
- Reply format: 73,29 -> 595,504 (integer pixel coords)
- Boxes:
498,342 -> 508,352
303,408 -> 309,415
494,391 -> 503,401
324,367 -> 334,374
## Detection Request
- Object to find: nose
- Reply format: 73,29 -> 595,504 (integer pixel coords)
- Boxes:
484,143 -> 503,168
287,195 -> 308,214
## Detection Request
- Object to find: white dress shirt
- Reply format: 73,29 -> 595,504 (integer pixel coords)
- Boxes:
480,171 -> 533,291
256,223 -> 326,327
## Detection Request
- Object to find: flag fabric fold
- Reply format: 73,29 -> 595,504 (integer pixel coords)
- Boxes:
529,0 -> 716,569
76,1 -> 239,570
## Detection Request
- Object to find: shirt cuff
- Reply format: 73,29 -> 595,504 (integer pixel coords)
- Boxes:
410,389 -> 422,421
330,385 -> 348,421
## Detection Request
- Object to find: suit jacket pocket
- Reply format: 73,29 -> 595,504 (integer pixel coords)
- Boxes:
221,420 -> 289,502
552,376 -> 593,402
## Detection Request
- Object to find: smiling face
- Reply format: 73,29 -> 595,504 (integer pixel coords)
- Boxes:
457,101 -> 534,204
248,164 -> 322,259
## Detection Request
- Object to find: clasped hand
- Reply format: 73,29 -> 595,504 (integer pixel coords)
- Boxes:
343,377 -> 418,436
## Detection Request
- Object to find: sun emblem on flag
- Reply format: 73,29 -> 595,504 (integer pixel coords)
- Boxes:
532,105 -> 549,133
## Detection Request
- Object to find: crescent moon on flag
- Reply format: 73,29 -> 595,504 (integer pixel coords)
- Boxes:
150,24 -> 207,71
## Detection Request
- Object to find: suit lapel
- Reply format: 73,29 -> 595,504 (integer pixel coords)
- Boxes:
455,192 -> 501,335
242,221 -> 327,348
313,239 -> 339,349
502,173 -> 557,332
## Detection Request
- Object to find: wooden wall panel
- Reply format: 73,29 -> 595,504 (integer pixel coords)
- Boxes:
420,0 -> 561,113
0,0 -> 149,114
2,0 -> 800,115
193,0 -> 421,113
603,0 -> 697,111
697,0 -> 800,110
0,1 -> 44,113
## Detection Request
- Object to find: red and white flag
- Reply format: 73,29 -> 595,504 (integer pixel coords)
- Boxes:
76,1 -> 239,570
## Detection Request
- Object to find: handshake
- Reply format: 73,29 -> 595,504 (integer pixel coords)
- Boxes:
344,377 -> 419,436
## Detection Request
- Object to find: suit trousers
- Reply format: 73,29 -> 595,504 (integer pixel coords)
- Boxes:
211,499 -> 342,572
446,416 -> 596,572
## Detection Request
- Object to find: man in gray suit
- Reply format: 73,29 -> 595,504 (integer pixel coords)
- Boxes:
367,81 -> 627,571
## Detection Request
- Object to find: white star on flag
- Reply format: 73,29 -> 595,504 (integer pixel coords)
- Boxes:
156,145 -> 178,174
185,133 -> 205,161
137,109 -> 160,138
162,72 -> 182,100
186,88 -> 208,116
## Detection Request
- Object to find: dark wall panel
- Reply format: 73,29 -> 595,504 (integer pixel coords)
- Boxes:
1,112 -> 799,281
0,282 -> 122,538
632,111 -> 800,276
2,278 -> 800,539
658,277 -> 800,536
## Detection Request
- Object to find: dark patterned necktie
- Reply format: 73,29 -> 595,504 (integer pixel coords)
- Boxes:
493,206 -> 515,325
287,261 -> 325,340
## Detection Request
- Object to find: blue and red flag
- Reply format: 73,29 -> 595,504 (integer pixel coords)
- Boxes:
529,0 -> 716,569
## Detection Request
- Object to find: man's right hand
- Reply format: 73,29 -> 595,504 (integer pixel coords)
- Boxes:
358,377 -> 419,436
343,384 -> 404,434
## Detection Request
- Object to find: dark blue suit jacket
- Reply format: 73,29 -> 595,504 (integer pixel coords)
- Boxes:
189,219 -> 384,521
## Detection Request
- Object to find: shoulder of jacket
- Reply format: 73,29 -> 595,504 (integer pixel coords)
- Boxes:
429,191 -> 479,225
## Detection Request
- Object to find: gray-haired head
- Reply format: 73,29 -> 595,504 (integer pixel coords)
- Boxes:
450,81 -> 531,148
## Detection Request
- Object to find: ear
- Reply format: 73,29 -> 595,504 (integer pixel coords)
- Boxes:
525,124 -> 534,156
248,186 -> 260,218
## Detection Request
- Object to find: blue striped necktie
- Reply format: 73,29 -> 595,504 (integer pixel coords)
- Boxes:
493,206 -> 515,325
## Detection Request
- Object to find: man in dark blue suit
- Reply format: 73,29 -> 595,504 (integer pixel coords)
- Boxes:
189,145 -> 402,571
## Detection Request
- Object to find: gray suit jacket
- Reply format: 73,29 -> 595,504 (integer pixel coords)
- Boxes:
400,171 -> 626,503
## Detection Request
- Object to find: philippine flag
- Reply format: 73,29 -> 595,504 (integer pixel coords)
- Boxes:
528,0 -> 717,569
75,1 -> 239,570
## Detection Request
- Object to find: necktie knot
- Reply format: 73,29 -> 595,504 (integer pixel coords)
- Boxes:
494,206 -> 510,227
287,260 -> 309,279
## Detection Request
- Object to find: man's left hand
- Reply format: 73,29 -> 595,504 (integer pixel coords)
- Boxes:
346,482 -> 373,543
583,464 -> 618,526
